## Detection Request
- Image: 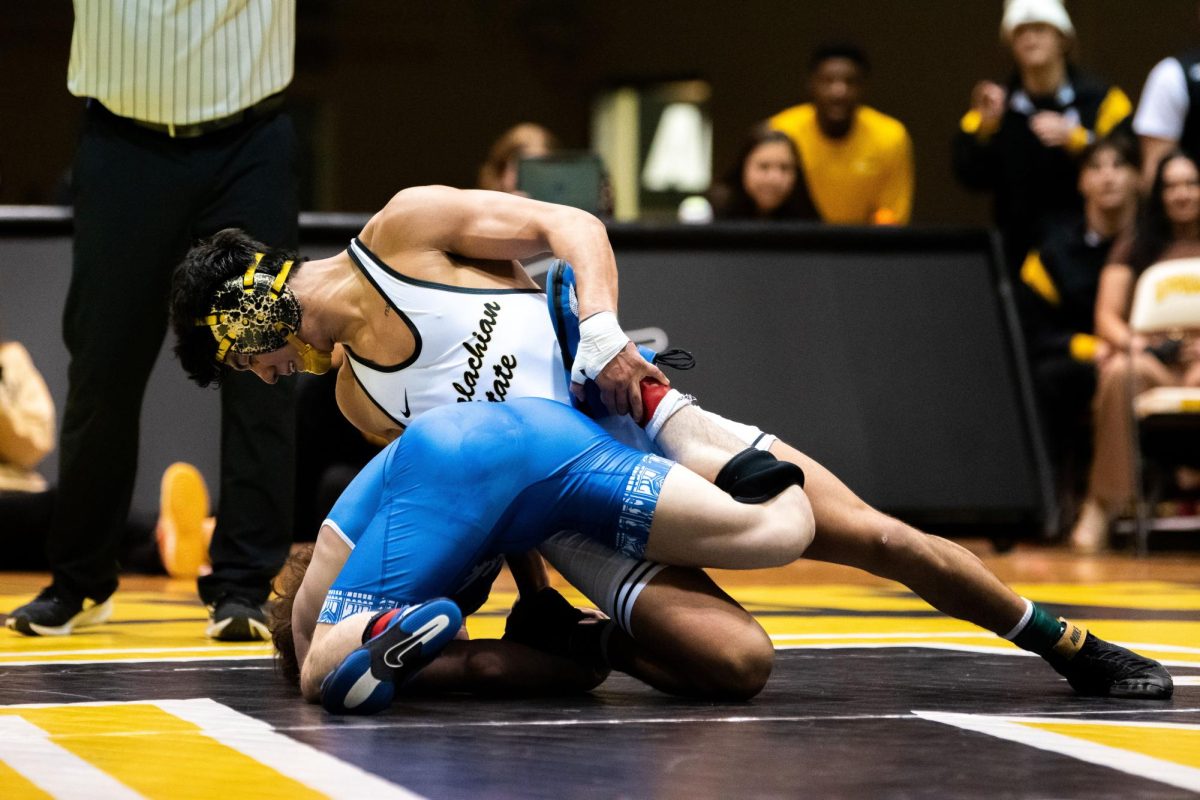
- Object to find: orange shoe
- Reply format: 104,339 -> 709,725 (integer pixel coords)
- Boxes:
156,462 -> 211,579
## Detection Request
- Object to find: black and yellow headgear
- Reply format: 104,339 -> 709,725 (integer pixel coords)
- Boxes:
195,253 -> 303,363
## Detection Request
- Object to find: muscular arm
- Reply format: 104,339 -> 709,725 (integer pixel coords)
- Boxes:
368,185 -> 666,417
506,549 -> 550,596
371,185 -> 618,318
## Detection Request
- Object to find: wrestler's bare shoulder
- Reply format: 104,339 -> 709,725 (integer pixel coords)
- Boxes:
358,187 -> 537,291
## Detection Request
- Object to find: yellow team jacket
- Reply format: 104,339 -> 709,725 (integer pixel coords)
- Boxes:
768,103 -> 914,225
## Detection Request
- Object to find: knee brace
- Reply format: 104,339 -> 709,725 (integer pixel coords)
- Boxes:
714,448 -> 805,504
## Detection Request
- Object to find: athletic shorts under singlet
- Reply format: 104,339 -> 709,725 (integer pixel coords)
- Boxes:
319,397 -> 674,624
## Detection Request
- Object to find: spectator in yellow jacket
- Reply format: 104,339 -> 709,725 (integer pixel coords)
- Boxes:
769,42 -> 914,226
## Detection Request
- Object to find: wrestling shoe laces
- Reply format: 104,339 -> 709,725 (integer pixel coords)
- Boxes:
1048,624 -> 1173,699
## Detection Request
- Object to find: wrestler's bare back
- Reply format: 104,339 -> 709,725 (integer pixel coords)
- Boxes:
333,193 -> 544,442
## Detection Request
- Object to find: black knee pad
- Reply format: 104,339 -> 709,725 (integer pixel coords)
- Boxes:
714,448 -> 805,504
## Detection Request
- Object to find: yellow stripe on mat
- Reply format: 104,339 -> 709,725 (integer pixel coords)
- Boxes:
1022,720 -> 1200,770
0,757 -> 54,800
0,705 -> 324,800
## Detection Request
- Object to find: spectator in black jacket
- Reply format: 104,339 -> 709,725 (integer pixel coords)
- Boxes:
953,0 -> 1132,275
1019,137 -> 1140,516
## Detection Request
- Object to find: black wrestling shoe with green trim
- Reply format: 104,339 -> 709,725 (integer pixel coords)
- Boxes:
1047,621 -> 1173,699
206,595 -> 269,641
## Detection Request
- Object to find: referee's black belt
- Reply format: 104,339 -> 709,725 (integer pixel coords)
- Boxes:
87,93 -> 285,139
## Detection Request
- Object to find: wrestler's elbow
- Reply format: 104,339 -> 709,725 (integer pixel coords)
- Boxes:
298,662 -> 325,704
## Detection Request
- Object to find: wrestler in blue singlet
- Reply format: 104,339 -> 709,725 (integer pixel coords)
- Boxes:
319,398 -> 674,624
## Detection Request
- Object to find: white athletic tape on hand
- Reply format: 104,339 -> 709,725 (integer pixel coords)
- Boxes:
571,311 -> 630,385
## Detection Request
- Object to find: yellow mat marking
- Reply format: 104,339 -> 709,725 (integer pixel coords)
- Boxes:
917,711 -> 1200,793
1022,720 -> 1200,769
0,704 -> 323,800
3,580 -> 1197,666
0,756 -> 53,800
0,700 -> 422,799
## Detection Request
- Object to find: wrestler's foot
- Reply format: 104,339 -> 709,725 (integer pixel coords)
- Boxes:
321,598 -> 462,715
6,585 -> 113,636
504,587 -> 613,669
1048,632 -> 1173,698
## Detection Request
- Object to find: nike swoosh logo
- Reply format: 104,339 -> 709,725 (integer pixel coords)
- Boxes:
398,389 -> 411,419
382,613 -> 452,669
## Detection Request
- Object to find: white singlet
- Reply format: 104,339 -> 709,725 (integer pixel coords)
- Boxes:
344,237 -> 570,427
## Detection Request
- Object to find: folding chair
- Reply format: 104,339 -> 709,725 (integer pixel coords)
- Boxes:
1127,258 -> 1200,554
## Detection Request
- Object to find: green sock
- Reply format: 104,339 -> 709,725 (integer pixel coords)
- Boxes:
1007,600 -> 1067,656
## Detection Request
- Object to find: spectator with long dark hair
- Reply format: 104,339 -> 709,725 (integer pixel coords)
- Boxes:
1071,149 -> 1200,551
709,127 -> 818,221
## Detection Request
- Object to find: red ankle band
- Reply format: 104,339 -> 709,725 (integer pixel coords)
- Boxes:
639,378 -> 671,426
368,608 -> 403,640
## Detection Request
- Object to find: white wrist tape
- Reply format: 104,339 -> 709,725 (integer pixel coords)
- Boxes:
571,311 -> 629,385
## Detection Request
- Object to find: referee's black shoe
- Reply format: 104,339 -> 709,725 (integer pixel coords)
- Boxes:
206,594 -> 269,641
1049,632 -> 1173,699
6,585 -> 113,636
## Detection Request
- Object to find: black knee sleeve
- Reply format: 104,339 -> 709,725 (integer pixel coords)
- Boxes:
714,448 -> 805,504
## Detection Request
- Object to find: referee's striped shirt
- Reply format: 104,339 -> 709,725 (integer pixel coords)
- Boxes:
68,0 -> 295,126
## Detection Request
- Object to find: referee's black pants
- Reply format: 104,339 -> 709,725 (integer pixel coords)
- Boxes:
52,102 -> 299,606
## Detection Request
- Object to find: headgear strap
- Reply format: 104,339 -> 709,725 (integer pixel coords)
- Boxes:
195,252 -> 302,363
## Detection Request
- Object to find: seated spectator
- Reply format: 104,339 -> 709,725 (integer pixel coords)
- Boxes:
1019,136 -> 1140,519
0,335 -> 56,520
477,123 -> 560,194
1071,149 -> 1200,551
1132,6 -> 1200,187
768,42 -> 913,225
954,0 -> 1132,275
0,328 -> 169,578
708,126 -> 819,221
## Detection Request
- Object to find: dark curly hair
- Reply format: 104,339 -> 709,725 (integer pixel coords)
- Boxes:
169,228 -> 303,387
269,543 -> 315,688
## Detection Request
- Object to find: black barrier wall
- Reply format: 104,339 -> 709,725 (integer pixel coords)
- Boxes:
0,211 -> 1052,536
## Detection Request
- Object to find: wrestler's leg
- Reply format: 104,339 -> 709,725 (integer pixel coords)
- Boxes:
303,613 -> 603,702
611,567 -> 775,700
644,464 -> 813,569
542,533 -> 775,700
766,439 -> 1026,632
409,640 -> 607,696
653,403 -> 1022,633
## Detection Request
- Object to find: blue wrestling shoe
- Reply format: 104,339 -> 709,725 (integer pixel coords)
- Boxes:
546,260 -> 693,419
320,598 -> 462,715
